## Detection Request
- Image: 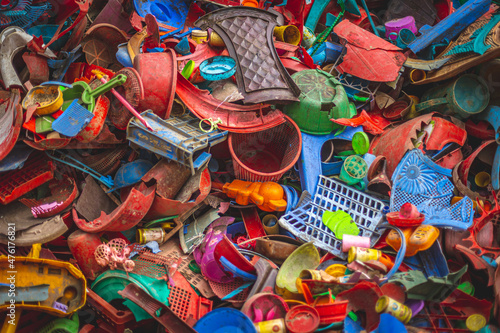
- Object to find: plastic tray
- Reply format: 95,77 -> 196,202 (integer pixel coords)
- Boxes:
279,176 -> 386,259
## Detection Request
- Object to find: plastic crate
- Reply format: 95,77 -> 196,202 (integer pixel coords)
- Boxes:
127,110 -> 228,175
85,288 -> 138,333
0,155 -> 54,205
279,176 -> 386,259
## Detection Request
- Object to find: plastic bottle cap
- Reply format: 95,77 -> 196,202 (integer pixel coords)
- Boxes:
352,132 -> 370,155
189,260 -> 201,274
466,314 -> 486,331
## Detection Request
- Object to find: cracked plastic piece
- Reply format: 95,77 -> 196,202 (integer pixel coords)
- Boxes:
389,265 -> 467,302
72,183 -> 155,233
408,0 -> 491,54
403,241 -> 450,278
133,50 -> 177,119
390,149 -> 474,230
0,28 -> 55,89
0,90 -> 22,162
127,111 -> 228,175
0,214 -> 68,247
118,283 -> 197,332
195,7 -> 301,104
180,208 -> 220,254
334,20 -> 407,83
279,176 -> 385,259
0,257 -> 86,316
0,154 -> 54,205
176,73 -> 286,133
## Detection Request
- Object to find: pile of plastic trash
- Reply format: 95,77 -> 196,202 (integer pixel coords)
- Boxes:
1,0 -> 500,332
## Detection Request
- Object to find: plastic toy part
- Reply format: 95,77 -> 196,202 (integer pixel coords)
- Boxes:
386,225 -> 440,257
127,111 -> 228,175
0,257 -> 86,317
94,238 -> 135,272
279,176 -> 386,259
223,180 -> 287,212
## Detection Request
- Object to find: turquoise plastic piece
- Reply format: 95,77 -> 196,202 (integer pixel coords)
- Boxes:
91,270 -> 170,322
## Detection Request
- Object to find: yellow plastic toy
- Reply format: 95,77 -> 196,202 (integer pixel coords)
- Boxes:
386,225 -> 440,257
0,257 -> 86,317
223,180 -> 287,212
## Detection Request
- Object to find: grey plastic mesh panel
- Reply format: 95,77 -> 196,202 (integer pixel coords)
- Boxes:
279,176 -> 386,259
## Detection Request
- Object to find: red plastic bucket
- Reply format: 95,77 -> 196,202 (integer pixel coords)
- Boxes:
228,115 -> 302,182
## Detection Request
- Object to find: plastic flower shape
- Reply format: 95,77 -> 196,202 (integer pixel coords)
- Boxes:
396,152 -> 439,195
417,202 -> 452,221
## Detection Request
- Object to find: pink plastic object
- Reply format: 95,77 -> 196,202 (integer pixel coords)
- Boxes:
95,74 -> 152,131
241,293 -> 289,323
342,234 -> 371,252
94,238 -> 135,272
385,16 -> 417,40
193,217 -> 235,283
399,202 -> 419,218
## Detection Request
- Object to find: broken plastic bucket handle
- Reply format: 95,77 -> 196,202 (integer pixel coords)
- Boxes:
415,74 -> 490,119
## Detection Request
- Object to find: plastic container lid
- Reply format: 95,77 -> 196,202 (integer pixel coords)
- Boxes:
200,56 -> 237,81
352,132 -> 370,155
466,314 -> 487,332
285,305 -> 320,333
194,308 -> 257,333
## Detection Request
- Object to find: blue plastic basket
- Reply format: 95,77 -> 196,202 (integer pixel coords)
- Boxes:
279,175 -> 386,259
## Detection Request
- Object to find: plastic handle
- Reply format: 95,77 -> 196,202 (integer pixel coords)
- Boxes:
415,98 -> 448,113
88,74 -> 127,98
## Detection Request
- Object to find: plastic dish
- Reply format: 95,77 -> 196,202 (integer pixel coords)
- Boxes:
199,56 -> 237,81
193,307 -> 257,333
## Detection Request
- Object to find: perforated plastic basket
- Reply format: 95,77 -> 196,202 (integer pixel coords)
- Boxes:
279,176 -> 386,259
228,115 -> 302,182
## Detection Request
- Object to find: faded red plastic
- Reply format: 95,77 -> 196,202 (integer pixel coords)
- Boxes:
145,168 -> 211,220
214,235 -> 256,274
72,183 -> 155,233
332,110 -> 390,135
370,114 -> 434,178
0,91 -> 22,161
336,281 -> 383,332
22,53 -> 49,85
134,50 -> 177,119
68,230 -> 107,280
176,73 -> 286,133
19,175 -> 78,218
75,95 -> 110,143
0,155 -> 55,205
334,20 -> 406,82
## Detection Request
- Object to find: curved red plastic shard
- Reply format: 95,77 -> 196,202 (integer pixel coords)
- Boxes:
0,91 -> 22,162
425,117 -> 466,151
72,183 -> 155,233
463,193 -> 500,260
336,281 -> 383,332
214,235 -> 256,274
24,136 -> 72,151
334,20 -> 406,82
176,74 -> 286,133
442,289 -> 492,320
177,42 -> 223,72
465,119 -> 495,140
331,110 -> 389,135
281,57 -> 315,75
455,245 -> 495,287
369,113 -> 434,178
134,50 -> 177,119
457,140 -> 496,184
145,168 -> 211,220
19,175 -> 78,218
75,95 -> 110,143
